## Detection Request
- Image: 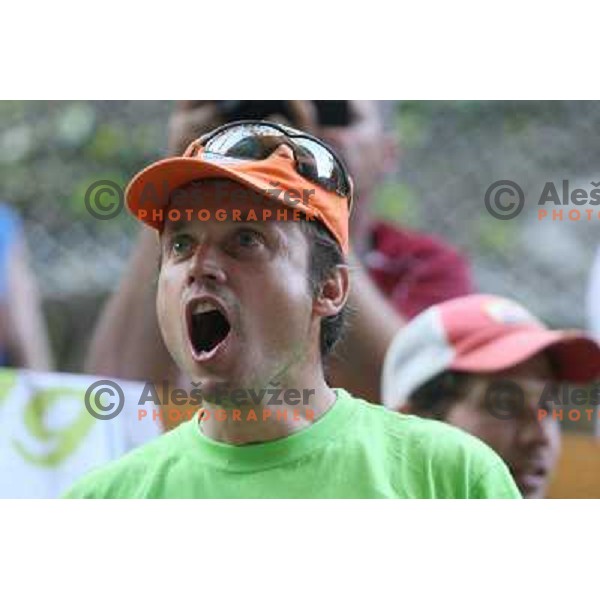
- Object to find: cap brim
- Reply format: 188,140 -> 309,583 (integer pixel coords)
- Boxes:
452,329 -> 600,383
125,156 -> 315,230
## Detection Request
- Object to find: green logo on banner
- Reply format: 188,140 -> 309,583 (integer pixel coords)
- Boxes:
13,386 -> 96,467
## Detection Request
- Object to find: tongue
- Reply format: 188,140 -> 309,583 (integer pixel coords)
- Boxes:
193,309 -> 230,353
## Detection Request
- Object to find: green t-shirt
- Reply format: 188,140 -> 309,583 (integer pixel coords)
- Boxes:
64,389 -> 521,499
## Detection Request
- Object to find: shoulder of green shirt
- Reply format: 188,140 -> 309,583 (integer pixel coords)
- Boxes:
62,421 -> 192,498
347,393 -> 521,499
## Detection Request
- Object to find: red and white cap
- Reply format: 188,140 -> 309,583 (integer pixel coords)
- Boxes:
382,294 -> 600,412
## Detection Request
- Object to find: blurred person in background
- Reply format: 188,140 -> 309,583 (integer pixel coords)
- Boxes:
0,203 -> 53,370
85,101 -> 472,410
0,205 -> 160,499
314,101 -> 473,400
382,294 -> 600,498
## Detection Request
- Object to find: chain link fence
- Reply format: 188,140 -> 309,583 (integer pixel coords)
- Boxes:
1,101 -> 599,371
381,101 -> 600,329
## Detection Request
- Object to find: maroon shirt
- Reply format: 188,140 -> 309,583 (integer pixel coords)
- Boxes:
364,221 -> 474,318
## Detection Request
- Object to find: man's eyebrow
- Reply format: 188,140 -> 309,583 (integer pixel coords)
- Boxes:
162,220 -> 189,235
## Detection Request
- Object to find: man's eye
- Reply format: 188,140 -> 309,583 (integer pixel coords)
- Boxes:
235,229 -> 264,248
171,234 -> 194,257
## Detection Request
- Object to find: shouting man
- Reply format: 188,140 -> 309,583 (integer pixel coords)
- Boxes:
66,121 -> 519,498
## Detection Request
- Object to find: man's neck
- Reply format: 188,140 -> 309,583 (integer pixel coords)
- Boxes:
198,378 -> 337,445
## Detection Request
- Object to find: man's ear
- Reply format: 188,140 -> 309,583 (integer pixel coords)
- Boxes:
312,264 -> 350,318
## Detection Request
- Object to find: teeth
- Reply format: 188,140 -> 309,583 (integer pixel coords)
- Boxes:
192,300 -> 220,315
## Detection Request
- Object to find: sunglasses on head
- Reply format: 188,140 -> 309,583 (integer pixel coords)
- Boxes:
184,120 -> 354,212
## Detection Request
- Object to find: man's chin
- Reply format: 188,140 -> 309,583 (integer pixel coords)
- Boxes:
190,375 -> 245,402
515,475 -> 548,499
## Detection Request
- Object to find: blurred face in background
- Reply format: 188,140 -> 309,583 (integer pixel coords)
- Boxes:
318,102 -> 394,202
442,354 -> 562,499
167,101 -> 319,156
317,101 -> 398,244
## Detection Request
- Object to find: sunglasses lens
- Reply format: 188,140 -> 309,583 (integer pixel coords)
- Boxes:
292,138 -> 349,197
205,124 -> 285,160
203,123 -> 350,200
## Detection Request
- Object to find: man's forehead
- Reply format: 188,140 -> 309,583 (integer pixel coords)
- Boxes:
161,205 -> 303,241
497,353 -> 555,380
161,208 -> 283,232
159,177 -> 311,242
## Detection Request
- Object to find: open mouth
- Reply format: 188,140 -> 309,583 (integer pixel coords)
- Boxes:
189,302 -> 231,357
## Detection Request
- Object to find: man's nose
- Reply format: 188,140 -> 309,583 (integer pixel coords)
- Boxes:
518,411 -> 553,448
186,243 -> 227,286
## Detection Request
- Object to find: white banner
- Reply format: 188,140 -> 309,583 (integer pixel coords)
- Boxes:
0,369 -> 161,498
